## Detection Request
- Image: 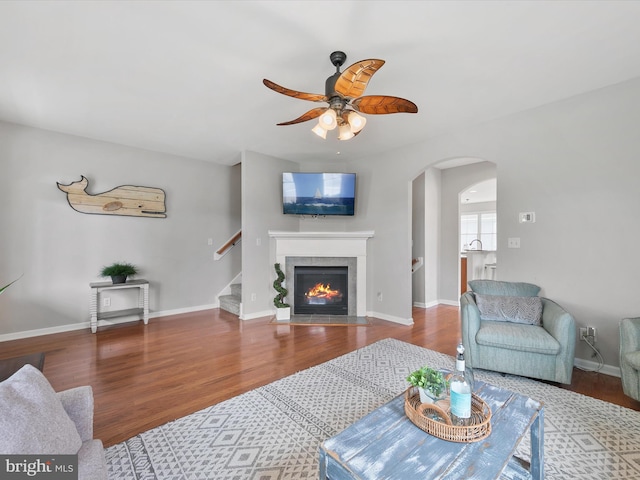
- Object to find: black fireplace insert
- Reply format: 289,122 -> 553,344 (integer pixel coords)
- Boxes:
294,266 -> 348,315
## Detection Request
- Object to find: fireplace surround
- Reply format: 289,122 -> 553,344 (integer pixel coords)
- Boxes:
268,231 -> 374,317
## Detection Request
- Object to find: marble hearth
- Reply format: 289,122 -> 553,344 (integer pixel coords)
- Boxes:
268,231 -> 374,317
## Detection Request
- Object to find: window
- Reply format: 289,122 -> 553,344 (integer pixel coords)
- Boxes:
461,212 -> 497,251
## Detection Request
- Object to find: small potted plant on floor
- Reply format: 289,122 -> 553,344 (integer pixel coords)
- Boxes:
100,262 -> 138,284
273,263 -> 290,321
407,366 -> 448,404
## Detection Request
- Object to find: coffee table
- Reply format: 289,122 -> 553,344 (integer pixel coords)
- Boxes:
319,379 -> 543,479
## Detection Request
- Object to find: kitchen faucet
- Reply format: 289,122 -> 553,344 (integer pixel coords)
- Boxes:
469,239 -> 483,250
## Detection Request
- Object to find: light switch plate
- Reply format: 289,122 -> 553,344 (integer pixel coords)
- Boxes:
519,212 -> 536,223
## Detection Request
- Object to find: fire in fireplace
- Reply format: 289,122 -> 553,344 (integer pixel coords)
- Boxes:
294,266 -> 348,315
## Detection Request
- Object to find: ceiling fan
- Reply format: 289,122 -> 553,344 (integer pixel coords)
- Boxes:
263,51 -> 418,140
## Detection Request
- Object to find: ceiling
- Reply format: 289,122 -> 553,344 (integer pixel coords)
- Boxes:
1,1 -> 640,166
461,179 -> 496,204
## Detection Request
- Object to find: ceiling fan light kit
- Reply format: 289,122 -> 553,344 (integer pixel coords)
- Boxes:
318,108 -> 337,130
311,123 -> 328,139
264,51 -> 417,141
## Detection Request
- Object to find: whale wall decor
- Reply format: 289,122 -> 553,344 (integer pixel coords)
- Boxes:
57,175 -> 167,218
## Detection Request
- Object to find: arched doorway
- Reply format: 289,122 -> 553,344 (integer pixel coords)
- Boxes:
411,158 -> 497,308
459,178 -> 497,294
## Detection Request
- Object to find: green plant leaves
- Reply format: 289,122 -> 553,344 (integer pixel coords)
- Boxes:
406,366 -> 447,397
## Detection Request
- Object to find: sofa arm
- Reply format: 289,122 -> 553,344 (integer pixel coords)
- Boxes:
57,386 -> 94,442
620,317 -> 640,354
541,299 -> 576,342
460,292 -> 482,366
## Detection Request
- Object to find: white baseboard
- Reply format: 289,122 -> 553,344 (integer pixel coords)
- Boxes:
438,299 -> 460,307
412,300 -> 460,308
240,309 -> 275,321
574,357 -> 620,378
366,310 -> 413,326
0,304 -> 218,342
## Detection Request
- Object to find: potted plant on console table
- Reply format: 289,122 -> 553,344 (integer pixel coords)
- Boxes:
273,263 -> 290,321
99,262 -> 138,284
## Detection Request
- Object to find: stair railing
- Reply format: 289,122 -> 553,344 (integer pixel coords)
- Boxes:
215,230 -> 242,260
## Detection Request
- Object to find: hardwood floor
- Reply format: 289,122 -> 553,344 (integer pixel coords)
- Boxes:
1,305 -> 638,447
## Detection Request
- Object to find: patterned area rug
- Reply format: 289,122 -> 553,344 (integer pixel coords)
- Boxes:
106,338 -> 640,479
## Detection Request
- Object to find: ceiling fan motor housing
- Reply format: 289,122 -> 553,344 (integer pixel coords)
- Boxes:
326,51 -> 349,108
330,51 -> 347,69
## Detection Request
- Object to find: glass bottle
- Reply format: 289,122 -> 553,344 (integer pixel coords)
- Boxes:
449,343 -> 472,426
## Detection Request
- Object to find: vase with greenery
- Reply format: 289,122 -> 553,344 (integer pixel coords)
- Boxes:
407,366 -> 448,404
99,262 -> 138,284
273,263 -> 290,320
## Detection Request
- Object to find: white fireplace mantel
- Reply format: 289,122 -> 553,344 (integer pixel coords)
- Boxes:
268,231 -> 374,317
268,231 -> 375,239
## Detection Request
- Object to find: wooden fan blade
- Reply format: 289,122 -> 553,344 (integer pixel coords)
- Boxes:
334,59 -> 385,98
276,107 -> 327,126
263,79 -> 328,102
351,95 -> 418,114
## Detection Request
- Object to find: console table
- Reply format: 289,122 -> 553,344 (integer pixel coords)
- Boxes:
89,279 -> 149,333
319,380 -> 544,479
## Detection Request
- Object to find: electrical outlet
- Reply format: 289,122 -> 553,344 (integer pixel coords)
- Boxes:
507,237 -> 520,248
102,297 -> 111,307
250,293 -> 256,301
377,292 -> 383,302
580,326 -> 597,343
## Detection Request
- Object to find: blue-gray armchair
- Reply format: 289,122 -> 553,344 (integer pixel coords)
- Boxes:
619,317 -> 640,401
460,280 -> 576,384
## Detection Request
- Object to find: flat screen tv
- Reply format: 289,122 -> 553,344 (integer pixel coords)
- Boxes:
282,172 -> 356,216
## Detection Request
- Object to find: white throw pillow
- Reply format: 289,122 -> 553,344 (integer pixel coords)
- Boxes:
0,364 -> 82,454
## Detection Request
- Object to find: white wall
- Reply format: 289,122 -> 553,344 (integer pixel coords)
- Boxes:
348,76 -> 640,368
0,121 -> 241,337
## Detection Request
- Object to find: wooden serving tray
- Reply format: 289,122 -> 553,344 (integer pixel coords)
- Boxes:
404,386 -> 492,443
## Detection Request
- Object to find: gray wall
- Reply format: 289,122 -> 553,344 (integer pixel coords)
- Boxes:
0,121 -> 241,337
423,168 -> 441,306
240,153 -> 357,319
412,172 -> 425,306
347,77 -> 640,369
240,150 -> 298,319
3,76 -> 640,370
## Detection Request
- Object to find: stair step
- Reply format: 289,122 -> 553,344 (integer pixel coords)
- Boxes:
219,294 -> 241,316
230,283 -> 242,296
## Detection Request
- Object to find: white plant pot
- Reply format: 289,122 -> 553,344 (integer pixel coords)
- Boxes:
418,387 -> 438,404
275,307 -> 290,321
